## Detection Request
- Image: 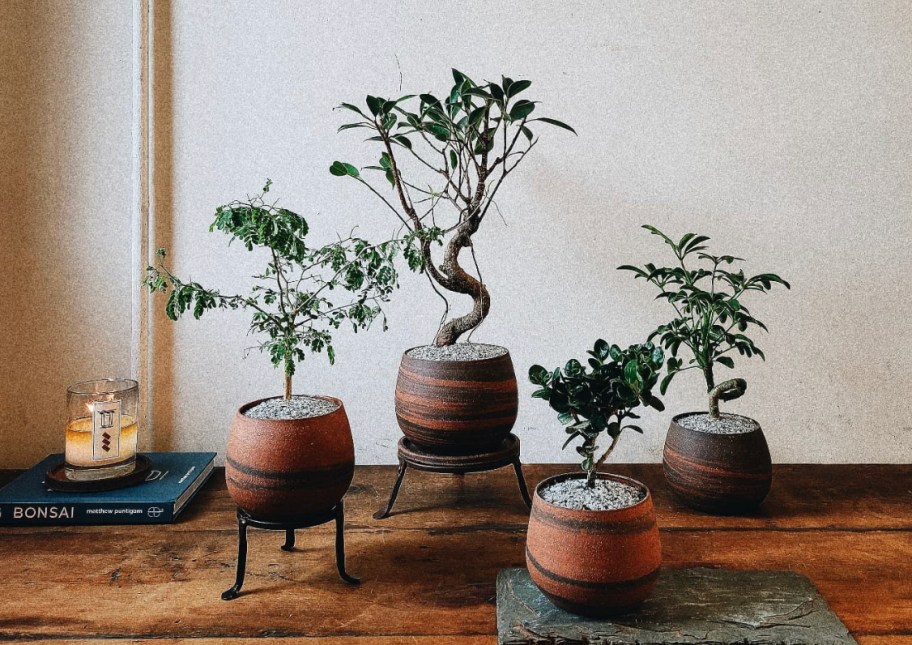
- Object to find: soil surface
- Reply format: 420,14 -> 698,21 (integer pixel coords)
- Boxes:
244,395 -> 340,420
679,412 -> 760,434
407,343 -> 508,361
540,477 -> 646,511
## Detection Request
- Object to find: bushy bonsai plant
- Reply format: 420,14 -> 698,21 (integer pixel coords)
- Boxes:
618,226 -> 790,419
528,340 -> 665,486
331,69 -> 574,346
525,340 -> 666,616
144,180 -> 401,400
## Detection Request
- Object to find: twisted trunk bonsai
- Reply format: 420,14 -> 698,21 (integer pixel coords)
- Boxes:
332,69 -> 574,346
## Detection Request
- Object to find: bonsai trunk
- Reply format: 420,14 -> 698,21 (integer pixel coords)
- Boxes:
431,219 -> 491,346
708,378 -> 747,419
284,375 -> 292,401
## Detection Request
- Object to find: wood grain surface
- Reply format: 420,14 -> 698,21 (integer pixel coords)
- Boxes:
0,464 -> 909,642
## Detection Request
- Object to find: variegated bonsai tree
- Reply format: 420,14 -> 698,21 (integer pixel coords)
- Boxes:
144,180 -> 401,400
529,341 -> 665,487
618,226 -> 790,419
331,69 -> 574,345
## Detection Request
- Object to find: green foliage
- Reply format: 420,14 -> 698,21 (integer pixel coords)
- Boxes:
529,341 -> 665,486
618,226 -> 790,412
144,181 -> 401,396
330,69 -> 574,345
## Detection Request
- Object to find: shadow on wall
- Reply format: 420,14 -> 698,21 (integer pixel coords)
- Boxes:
150,0 -> 177,452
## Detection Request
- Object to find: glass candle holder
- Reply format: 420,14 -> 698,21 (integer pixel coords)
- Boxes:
65,379 -> 139,481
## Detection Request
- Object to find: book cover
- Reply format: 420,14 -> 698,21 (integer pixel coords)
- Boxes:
0,452 -> 217,526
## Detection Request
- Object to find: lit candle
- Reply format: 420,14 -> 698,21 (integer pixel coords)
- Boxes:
65,379 -> 139,481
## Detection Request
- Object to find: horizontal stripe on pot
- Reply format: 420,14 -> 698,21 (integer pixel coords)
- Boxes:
395,349 -> 518,454
226,396 -> 355,520
525,473 -> 662,617
663,413 -> 772,514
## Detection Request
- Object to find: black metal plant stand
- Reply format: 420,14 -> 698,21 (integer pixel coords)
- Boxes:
373,433 -> 532,520
221,501 -> 359,600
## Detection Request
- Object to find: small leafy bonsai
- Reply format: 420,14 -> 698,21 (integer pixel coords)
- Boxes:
529,341 -> 665,487
331,69 -> 575,346
144,180 -> 401,400
619,226 -> 790,420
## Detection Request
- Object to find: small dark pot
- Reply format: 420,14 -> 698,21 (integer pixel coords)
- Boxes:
394,346 -> 518,455
225,396 -> 354,521
525,473 -> 662,617
663,412 -> 772,515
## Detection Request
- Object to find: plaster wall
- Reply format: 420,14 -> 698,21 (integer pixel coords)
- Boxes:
1,1 -> 909,468
0,1 -> 133,467
153,1 -> 912,464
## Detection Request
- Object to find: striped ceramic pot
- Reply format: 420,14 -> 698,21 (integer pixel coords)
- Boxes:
663,412 -> 772,514
526,473 -> 662,617
394,347 -> 518,455
225,396 -> 354,521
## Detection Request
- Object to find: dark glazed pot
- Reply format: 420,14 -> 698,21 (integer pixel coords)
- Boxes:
225,396 -> 354,521
394,346 -> 518,455
663,412 -> 772,514
525,473 -> 662,617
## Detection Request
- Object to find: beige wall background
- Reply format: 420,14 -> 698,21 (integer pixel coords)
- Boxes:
1,1 -> 910,467
0,1 -> 134,468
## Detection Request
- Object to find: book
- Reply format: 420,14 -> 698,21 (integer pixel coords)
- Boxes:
0,452 -> 217,526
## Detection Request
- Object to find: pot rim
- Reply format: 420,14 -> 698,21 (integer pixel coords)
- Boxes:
671,411 -> 762,434
533,471 -> 652,514
401,343 -> 511,364
237,394 -> 344,420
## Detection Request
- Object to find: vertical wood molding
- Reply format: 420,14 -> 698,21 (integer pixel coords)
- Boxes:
131,0 -> 153,450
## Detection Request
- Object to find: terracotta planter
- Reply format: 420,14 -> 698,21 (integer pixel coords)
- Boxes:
525,473 -> 662,617
394,347 -> 518,455
663,412 -> 772,514
225,396 -> 354,521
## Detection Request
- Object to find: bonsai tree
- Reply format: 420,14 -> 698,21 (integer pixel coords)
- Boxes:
529,341 -> 665,487
331,69 -> 575,346
144,180 -> 401,400
618,226 -> 790,420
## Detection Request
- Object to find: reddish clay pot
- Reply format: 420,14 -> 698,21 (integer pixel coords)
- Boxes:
525,473 -> 662,617
394,347 -> 518,455
663,412 -> 772,515
225,396 -> 354,521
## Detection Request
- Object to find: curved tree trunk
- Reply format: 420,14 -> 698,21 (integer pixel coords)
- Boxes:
432,225 -> 490,346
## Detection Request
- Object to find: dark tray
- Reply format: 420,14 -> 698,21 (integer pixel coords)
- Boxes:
44,454 -> 152,492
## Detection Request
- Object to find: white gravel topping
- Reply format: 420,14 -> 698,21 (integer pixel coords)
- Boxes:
244,395 -> 340,420
540,477 -> 646,511
679,412 -> 760,435
407,343 -> 508,361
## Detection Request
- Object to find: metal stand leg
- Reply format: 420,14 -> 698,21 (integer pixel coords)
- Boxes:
334,501 -> 359,584
513,459 -> 533,510
281,529 -> 295,551
221,514 -> 249,600
373,461 -> 408,520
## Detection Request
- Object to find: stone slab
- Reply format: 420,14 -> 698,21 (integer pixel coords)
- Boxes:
497,567 -> 857,644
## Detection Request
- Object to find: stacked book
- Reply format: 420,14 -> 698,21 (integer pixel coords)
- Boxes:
0,452 -> 216,526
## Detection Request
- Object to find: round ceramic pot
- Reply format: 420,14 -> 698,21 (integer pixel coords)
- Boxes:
525,473 -> 662,617
394,346 -> 518,455
663,412 -> 772,514
225,395 -> 354,521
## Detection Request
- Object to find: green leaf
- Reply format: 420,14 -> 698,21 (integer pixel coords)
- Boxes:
329,161 -> 350,177
528,364 -> 549,385
530,117 -> 576,134
449,150 -> 458,168
366,95 -> 383,116
507,79 -> 532,97
342,163 -> 360,178
717,356 -> 735,369
509,100 -> 536,120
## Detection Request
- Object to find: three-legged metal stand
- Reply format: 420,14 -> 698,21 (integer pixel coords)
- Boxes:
374,433 -> 532,520
221,501 -> 359,600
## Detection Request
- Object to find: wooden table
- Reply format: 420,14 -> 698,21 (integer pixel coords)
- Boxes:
1,464 -> 910,643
